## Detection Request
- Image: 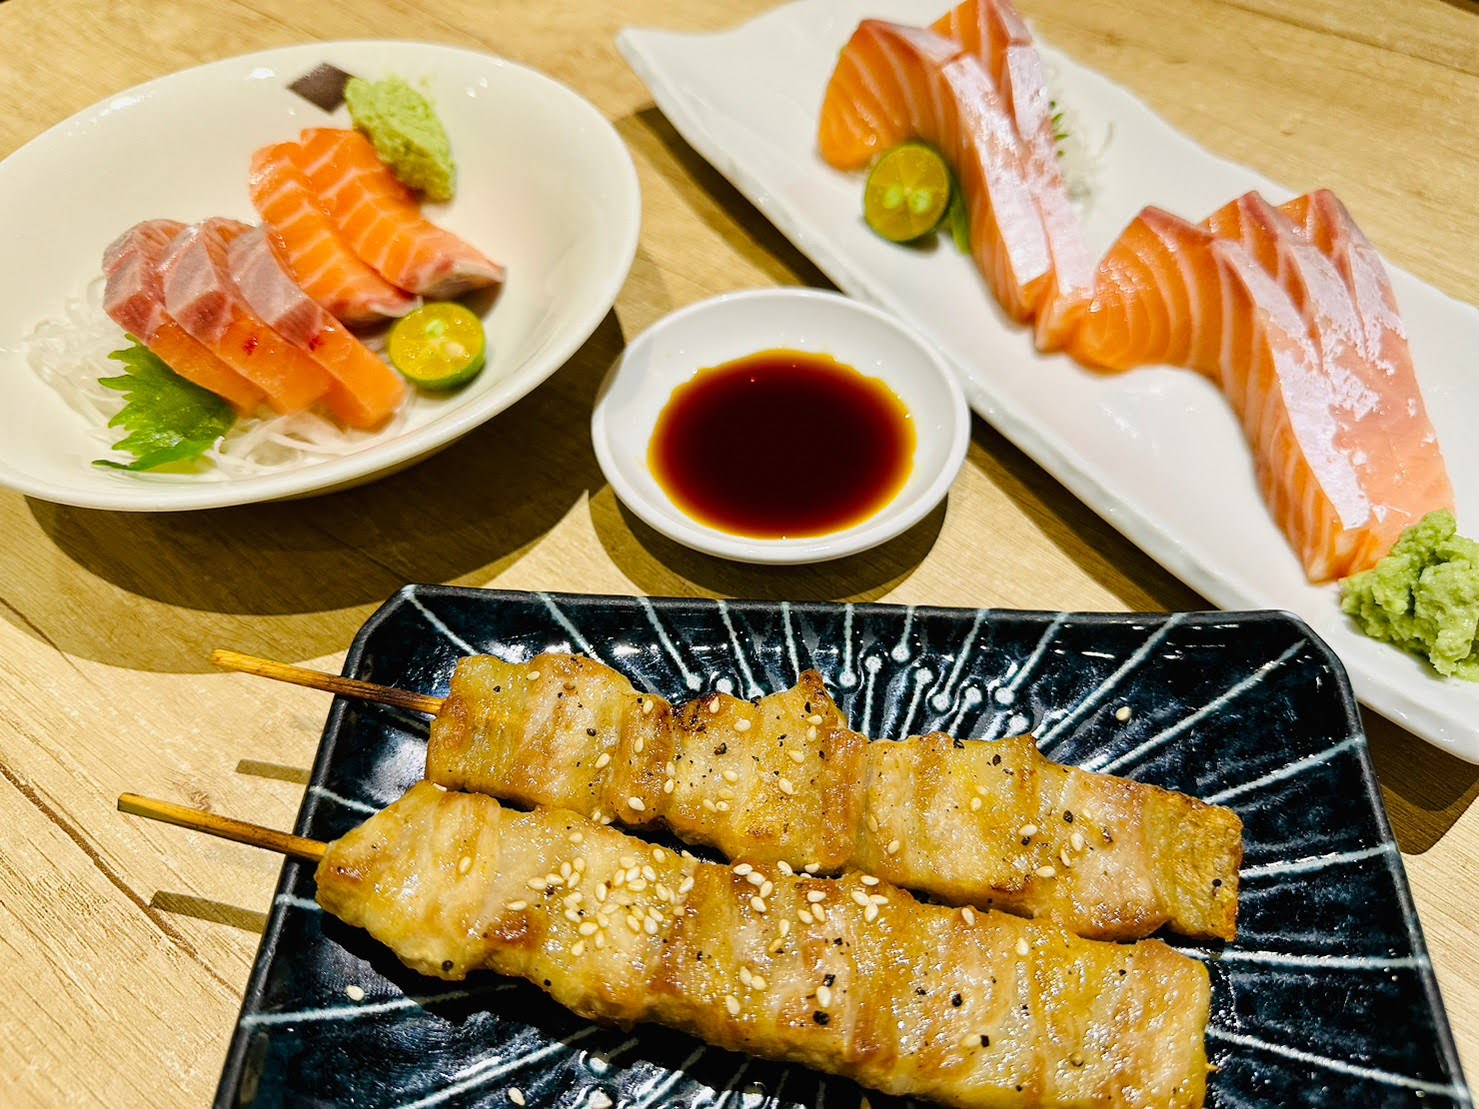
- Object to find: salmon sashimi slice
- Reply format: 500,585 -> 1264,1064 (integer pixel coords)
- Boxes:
249,142 -> 420,326
228,227 -> 407,428
1067,206 -> 1242,378
294,129 -> 504,299
818,21 -> 1052,324
931,0 -> 1092,348
1204,194 -> 1453,574
1068,193 -> 1453,582
1281,192 -> 1453,519
158,218 -> 333,414
101,220 -> 267,413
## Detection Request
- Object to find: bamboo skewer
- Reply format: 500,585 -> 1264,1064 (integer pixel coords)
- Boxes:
119,793 -> 326,863
210,649 -> 444,716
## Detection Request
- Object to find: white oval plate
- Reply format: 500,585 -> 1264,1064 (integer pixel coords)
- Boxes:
591,288 -> 970,564
0,41 -> 640,511
617,0 -> 1479,762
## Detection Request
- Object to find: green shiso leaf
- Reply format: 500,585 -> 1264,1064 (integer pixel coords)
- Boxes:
92,338 -> 235,472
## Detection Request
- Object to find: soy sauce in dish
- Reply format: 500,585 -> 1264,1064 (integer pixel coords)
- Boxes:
648,349 -> 915,539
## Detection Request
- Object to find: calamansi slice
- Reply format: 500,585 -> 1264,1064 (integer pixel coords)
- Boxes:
387,302 -> 487,389
863,142 -> 953,243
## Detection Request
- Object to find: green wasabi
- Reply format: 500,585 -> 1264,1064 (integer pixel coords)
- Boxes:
345,75 -> 456,202
1340,510 -> 1479,680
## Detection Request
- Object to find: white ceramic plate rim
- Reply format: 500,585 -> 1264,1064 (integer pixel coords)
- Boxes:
591,287 -> 971,564
617,0 -> 1479,761
0,40 -> 641,512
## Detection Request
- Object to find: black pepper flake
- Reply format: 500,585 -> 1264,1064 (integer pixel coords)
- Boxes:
493,686 -> 501,693
951,993 -> 962,1007
982,1035 -> 991,1047
1212,878 -> 1223,888
818,750 -> 827,760
813,1011 -> 830,1026
586,728 -> 597,737
915,987 -> 927,996
442,960 -> 454,972
544,979 -> 552,988
1063,810 -> 1074,823
991,753 -> 1002,766
714,743 -> 727,756
824,974 -> 835,987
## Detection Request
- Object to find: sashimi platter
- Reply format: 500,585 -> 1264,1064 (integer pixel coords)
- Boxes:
618,0 -> 1479,763
0,40 -> 641,510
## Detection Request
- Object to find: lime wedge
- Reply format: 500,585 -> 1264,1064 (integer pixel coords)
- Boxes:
863,142 -> 953,244
387,302 -> 486,390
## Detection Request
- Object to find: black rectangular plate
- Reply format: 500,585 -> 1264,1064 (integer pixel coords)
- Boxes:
217,587 -> 1470,1108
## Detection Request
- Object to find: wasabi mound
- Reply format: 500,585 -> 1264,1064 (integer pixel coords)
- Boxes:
1340,510 -> 1479,680
345,76 -> 456,202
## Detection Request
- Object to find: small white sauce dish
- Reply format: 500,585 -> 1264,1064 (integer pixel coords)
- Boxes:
591,287 -> 970,564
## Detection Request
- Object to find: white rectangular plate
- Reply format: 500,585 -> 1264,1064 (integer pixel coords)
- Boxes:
617,0 -> 1479,763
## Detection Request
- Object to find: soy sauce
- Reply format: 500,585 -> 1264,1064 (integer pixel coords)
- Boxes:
648,349 -> 915,539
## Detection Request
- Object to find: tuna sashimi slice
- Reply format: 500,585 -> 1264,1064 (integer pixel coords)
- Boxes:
249,142 -> 420,326
159,217 -> 333,414
228,227 -> 407,429
818,21 -> 1052,324
931,0 -> 1092,349
101,220 -> 266,413
1067,193 -> 1453,582
294,129 -> 504,299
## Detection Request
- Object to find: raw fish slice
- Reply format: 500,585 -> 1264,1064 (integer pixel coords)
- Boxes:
1069,195 -> 1453,581
1281,192 -> 1447,470
228,227 -> 407,428
249,143 -> 420,325
932,0 -> 1092,348
1067,206 -> 1241,377
295,128 -> 504,299
159,218 -> 333,414
1204,194 -> 1452,575
818,21 -> 1052,324
1214,241 -> 1379,582
100,220 -> 266,413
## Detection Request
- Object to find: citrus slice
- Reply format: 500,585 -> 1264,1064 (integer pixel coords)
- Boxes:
862,142 -> 953,243
386,302 -> 486,389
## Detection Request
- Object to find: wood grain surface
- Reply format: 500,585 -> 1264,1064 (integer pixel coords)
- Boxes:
0,0 -> 1474,1103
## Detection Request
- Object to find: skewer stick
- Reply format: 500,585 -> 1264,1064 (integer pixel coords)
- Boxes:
210,649 -> 444,716
119,793 -> 327,863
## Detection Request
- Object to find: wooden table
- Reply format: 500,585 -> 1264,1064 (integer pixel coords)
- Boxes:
0,0 -> 1474,1102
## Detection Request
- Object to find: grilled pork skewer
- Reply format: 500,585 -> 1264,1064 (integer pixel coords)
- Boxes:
121,785 -> 1211,1108
213,650 -> 1242,942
